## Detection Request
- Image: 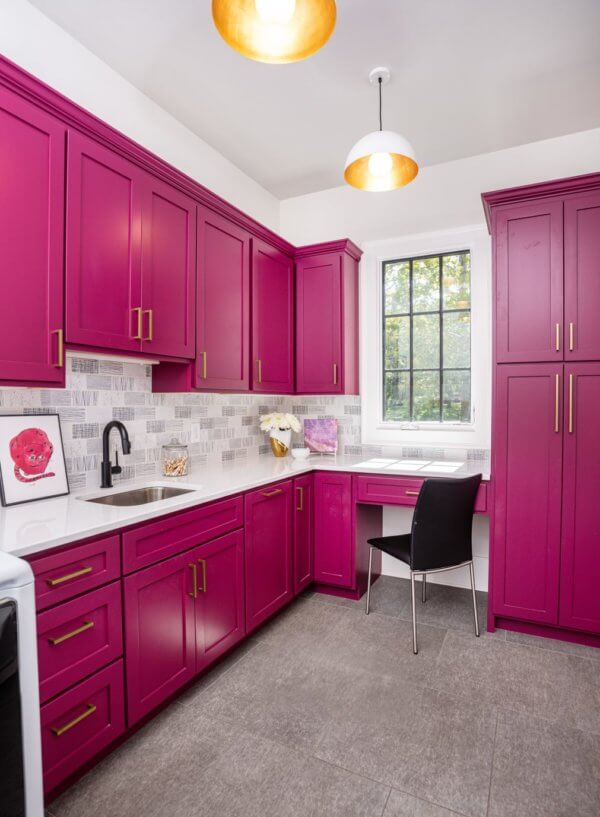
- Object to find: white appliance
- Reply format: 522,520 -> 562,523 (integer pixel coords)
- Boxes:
0,552 -> 44,817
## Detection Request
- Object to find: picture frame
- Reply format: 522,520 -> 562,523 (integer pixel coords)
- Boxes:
303,418 -> 338,454
0,414 -> 70,507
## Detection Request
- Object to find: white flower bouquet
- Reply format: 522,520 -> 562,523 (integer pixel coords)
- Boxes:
260,412 -> 301,457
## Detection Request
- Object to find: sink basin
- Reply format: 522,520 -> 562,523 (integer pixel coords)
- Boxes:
83,486 -> 194,506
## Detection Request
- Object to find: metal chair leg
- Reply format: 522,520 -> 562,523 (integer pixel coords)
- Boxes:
421,574 -> 426,603
365,546 -> 374,615
410,572 -> 418,654
469,561 -> 480,637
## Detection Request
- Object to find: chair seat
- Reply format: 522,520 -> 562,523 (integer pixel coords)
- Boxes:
367,534 -> 411,566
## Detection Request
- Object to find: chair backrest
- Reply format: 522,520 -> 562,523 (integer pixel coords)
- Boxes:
410,474 -> 482,571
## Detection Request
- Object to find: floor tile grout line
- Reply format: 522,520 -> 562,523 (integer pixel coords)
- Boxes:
485,710 -> 500,817
386,785 -> 473,817
178,638 -> 265,706
379,787 -> 392,817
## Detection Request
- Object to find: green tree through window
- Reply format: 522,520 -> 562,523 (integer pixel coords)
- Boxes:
383,251 -> 471,423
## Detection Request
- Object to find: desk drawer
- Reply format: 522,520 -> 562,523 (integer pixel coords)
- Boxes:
122,495 -> 244,573
30,535 -> 120,611
355,475 -> 488,513
41,660 -> 125,793
37,582 -> 123,703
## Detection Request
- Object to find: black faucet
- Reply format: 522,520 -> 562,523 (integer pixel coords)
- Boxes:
100,421 -> 132,488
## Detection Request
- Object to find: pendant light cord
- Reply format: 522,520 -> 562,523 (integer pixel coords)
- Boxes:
378,76 -> 383,131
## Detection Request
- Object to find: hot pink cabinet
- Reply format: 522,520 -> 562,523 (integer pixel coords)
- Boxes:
196,206 -> 250,390
252,239 -> 294,393
244,481 -> 293,632
293,474 -> 314,593
564,192 -> 600,361
0,86 -> 65,385
313,472 -> 353,588
559,364 -> 600,632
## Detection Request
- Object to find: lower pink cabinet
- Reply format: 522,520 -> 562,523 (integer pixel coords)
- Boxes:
293,474 -> 314,594
41,660 -> 125,793
124,529 -> 244,725
313,472 -> 353,588
244,481 -> 293,632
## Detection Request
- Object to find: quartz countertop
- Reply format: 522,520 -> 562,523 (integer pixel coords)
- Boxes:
0,453 -> 490,559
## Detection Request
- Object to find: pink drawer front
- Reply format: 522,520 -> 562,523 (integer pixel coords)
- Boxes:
30,534 -> 121,611
37,582 -> 123,703
122,495 -> 244,573
41,660 -> 125,793
354,475 -> 488,514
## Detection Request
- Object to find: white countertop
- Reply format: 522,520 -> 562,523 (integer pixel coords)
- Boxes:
0,453 -> 490,559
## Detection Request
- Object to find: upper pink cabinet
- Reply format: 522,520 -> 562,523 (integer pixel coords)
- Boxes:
66,130 -> 195,359
196,206 -> 251,391
295,242 -> 361,394
0,86 -> 66,385
251,239 -> 294,393
564,192 -> 600,361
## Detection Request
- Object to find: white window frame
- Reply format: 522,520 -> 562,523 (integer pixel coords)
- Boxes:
360,224 -> 491,450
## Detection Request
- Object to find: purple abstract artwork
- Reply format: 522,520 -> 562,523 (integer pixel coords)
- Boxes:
303,419 -> 338,454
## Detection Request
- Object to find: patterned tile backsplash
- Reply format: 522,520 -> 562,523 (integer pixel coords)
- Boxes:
0,355 -> 488,493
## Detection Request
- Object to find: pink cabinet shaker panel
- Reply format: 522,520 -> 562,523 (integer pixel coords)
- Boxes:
244,480 -> 293,633
559,364 -> 600,632
564,192 -> 600,362
66,130 -> 143,352
196,206 -> 250,390
313,472 -> 353,588
492,364 -> 563,624
494,200 -> 563,363
293,474 -> 314,594
251,239 -> 294,393
140,175 -> 196,358
37,582 -> 123,703
0,86 -> 65,384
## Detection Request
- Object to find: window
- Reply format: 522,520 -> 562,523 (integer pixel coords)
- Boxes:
382,251 -> 471,423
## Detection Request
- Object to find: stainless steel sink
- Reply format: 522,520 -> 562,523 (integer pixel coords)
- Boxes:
84,486 -> 194,506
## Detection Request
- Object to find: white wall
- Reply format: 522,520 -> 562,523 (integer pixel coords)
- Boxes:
1,0 -> 280,232
279,128 -> 600,245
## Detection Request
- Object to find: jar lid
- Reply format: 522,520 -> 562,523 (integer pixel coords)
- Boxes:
162,440 -> 187,451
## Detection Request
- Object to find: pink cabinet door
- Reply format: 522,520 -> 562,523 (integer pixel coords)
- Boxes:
293,474 -> 314,594
196,207 -> 250,390
0,87 -> 65,384
314,472 -> 353,588
296,253 -> 342,394
66,130 -> 142,353
495,200 -> 563,363
194,530 -> 245,671
559,364 -> 600,632
251,239 -> 294,393
123,550 -> 196,725
244,481 -> 293,632
492,364 -> 563,624
140,175 -> 196,358
564,192 -> 600,361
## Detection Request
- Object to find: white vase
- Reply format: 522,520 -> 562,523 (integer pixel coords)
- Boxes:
269,428 -> 291,457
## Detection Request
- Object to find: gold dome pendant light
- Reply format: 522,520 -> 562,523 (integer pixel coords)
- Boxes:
212,0 -> 337,64
345,67 -> 418,192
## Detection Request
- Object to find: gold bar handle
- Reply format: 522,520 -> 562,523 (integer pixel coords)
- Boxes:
333,363 -> 338,385
197,559 -> 207,593
188,563 -> 198,599
569,322 -> 575,352
52,704 -> 97,737
569,373 -> 574,434
47,566 -> 93,587
48,620 -> 94,646
296,486 -> 304,512
555,323 -> 561,352
256,359 -> 262,384
262,488 -> 283,498
555,373 -> 560,433
52,329 -> 64,368
132,307 -> 143,340
405,490 -> 420,497
144,309 -> 153,342
200,351 -> 207,379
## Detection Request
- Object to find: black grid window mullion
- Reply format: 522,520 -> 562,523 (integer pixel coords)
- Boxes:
409,258 -> 414,421
439,255 -> 443,423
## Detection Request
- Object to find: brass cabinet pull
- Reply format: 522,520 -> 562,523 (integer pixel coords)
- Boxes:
262,488 -> 283,498
132,307 -> 143,340
405,490 -> 420,496
52,329 -> 64,368
296,486 -> 304,512
48,620 -> 94,646
555,373 -> 560,433
188,563 -> 198,599
569,373 -> 574,434
200,351 -> 207,379
569,322 -> 575,352
144,309 -> 153,341
333,363 -> 338,385
256,359 -> 262,384
197,559 -> 207,593
47,566 -> 93,587
555,323 -> 561,352
52,704 -> 97,737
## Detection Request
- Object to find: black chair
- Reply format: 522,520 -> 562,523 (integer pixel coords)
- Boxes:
365,474 -> 482,654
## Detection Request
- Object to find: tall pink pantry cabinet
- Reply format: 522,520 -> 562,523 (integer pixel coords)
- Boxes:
484,176 -> 600,646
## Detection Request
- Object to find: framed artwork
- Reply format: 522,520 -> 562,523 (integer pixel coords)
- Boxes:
0,414 -> 69,507
303,418 -> 338,454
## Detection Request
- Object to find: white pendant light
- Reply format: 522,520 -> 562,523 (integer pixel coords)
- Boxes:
344,67 -> 418,192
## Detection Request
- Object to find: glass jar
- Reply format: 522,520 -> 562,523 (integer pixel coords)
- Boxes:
161,442 -> 189,477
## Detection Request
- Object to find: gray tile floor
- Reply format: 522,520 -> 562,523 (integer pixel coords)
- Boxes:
48,577 -> 600,817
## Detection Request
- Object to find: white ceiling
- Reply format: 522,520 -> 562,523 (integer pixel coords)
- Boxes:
29,0 -> 600,199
